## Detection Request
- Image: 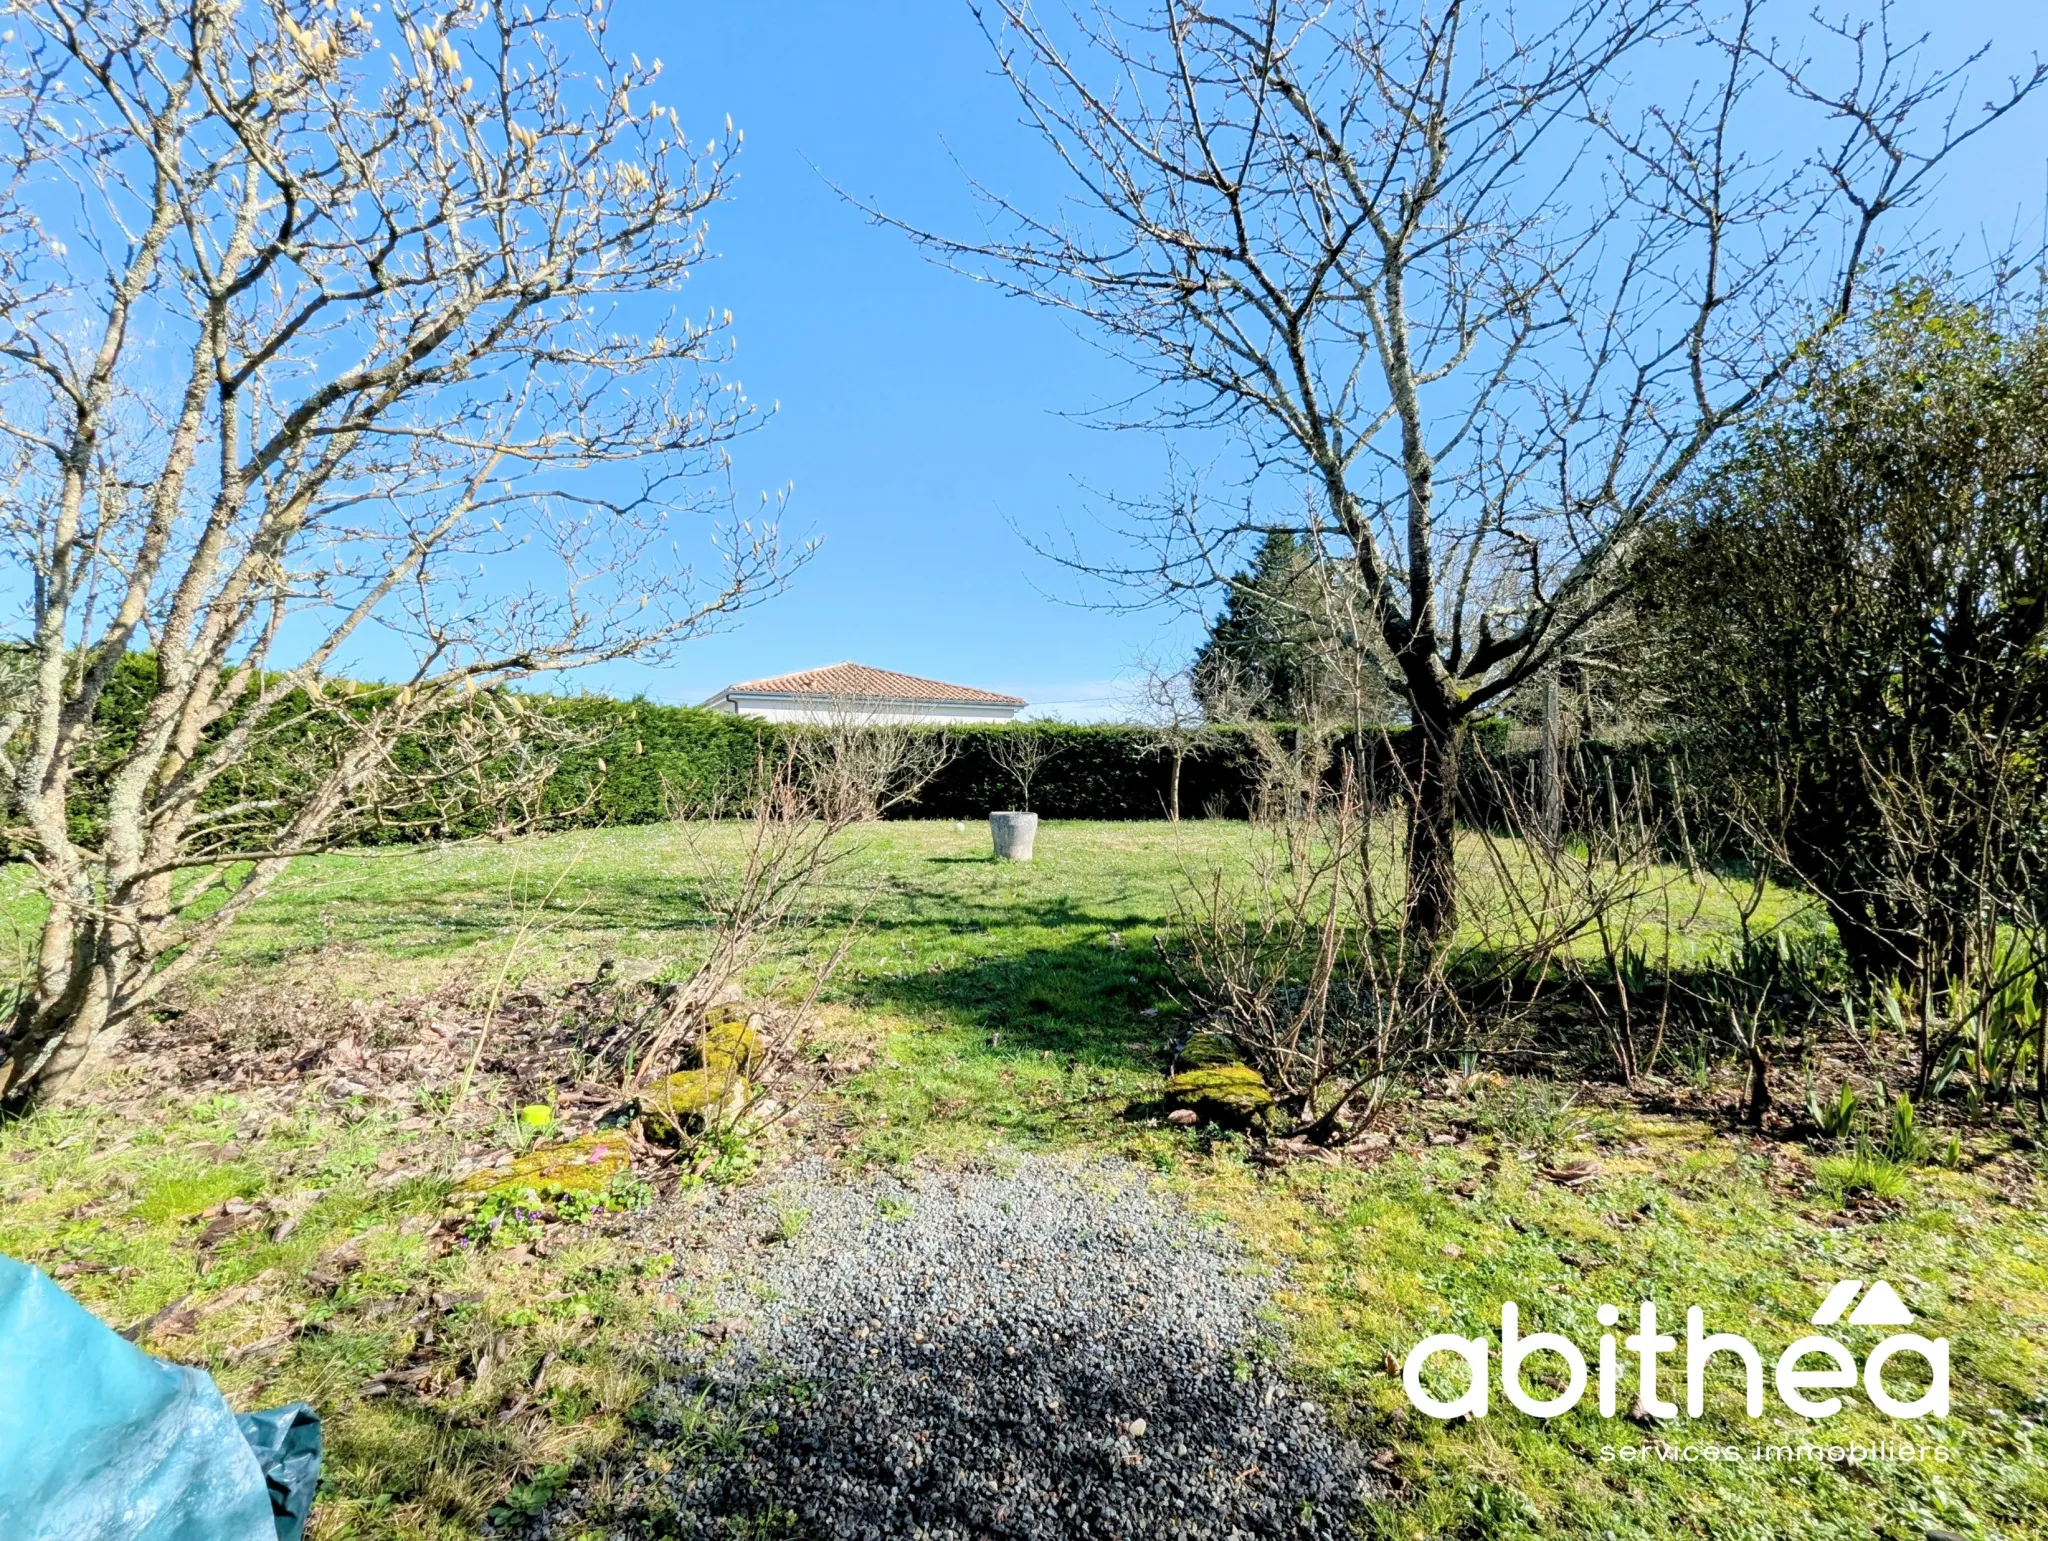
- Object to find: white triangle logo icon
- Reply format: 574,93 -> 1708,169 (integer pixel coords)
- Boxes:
1846,1279 -> 1914,1326
1811,1280 -> 1863,1325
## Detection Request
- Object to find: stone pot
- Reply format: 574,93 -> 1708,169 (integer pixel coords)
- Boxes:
988,811 -> 1039,861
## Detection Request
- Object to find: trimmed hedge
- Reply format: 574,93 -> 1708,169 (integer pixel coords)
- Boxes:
508,711 -> 1524,825
884,719 -> 1516,822
504,696 -> 774,828
32,651 -> 1631,847
893,723 -> 1256,820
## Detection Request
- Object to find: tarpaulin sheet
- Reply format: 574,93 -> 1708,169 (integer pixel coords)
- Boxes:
0,1254 -> 319,1541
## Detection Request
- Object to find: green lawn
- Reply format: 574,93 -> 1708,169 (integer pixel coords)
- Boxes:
1188,1111 -> 2048,1541
3,821 -> 2043,1541
0,816 -> 1823,998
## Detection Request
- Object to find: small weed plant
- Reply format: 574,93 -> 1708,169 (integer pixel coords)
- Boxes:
1472,1081 -> 1618,1161
466,1173 -> 653,1247
1805,1078 -> 1860,1141
1880,1086 -> 1929,1162
1814,1150 -> 1911,1205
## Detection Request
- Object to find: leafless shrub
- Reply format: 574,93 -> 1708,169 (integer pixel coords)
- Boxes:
788,711 -> 956,825
1166,743 -> 1577,1142
599,720 -> 947,1143
1128,657 -> 1204,822
1465,749 -> 1700,1088
1174,719 -> 1833,1132
1850,727 -> 2047,1111
1742,727 -> 2048,1116
1169,759 -> 1379,1136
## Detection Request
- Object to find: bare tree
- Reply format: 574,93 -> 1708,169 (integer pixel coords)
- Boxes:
788,705 -> 957,823
1128,653 -> 1203,820
0,0 -> 799,1111
896,0 -> 2040,942
987,722 -> 1060,812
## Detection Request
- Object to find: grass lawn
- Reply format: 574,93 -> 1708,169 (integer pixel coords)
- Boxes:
1,1089 -> 692,1539
0,816 -> 1826,1000
3,821 -> 2044,1540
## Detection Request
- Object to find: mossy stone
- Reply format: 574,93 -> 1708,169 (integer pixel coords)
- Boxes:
646,1065 -> 748,1137
452,1132 -> 627,1205
702,1015 -> 762,1074
1177,1032 -> 1243,1070
1164,1063 -> 1275,1126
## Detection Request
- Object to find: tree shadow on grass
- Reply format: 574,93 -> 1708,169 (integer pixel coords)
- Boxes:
809,885 -> 1178,1070
845,943 -> 1171,1067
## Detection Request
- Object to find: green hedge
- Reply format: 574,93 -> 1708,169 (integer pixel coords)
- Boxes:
27,652 -> 1575,848
892,723 -> 1251,820
499,696 -> 773,828
511,711 -> 1521,826
882,719 -> 1517,822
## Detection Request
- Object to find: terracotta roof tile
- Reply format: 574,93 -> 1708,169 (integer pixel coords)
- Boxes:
716,662 -> 1025,707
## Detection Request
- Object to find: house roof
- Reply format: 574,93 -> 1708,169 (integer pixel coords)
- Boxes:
714,662 -> 1025,707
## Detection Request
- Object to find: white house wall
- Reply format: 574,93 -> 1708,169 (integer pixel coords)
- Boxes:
710,695 -> 1021,725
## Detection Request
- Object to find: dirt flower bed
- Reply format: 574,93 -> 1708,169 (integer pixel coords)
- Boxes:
0,967 -> 878,1539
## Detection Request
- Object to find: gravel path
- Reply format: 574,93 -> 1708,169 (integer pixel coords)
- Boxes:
595,1154 -> 1375,1540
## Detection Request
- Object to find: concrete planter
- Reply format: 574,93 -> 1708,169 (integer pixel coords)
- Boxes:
988,811 -> 1039,861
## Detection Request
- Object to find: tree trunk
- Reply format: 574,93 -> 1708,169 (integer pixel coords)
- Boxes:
3,993 -> 111,1117
1405,706 -> 1461,946
1742,1036 -> 1771,1125
1537,672 -> 1563,848
0,941 -> 115,1117
1170,746 -> 1184,823
0,876 -> 155,1116
2035,990 -> 2046,1117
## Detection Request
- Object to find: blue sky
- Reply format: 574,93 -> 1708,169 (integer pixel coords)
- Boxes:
586,0 -> 2048,720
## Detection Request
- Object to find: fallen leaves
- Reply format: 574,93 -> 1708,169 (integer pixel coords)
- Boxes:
193,1197 -> 266,1251
123,1295 -> 197,1344
305,1236 -> 367,1294
361,1364 -> 436,1398
1251,1136 -> 1341,1168
149,1306 -> 202,1342
226,1326 -> 300,1364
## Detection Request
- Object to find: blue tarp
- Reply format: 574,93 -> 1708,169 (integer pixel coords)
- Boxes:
0,1255 -> 319,1541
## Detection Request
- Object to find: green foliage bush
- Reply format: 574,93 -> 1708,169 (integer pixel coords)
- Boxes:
1633,284 -> 2048,981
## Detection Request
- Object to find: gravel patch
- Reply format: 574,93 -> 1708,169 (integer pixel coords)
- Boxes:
595,1154 -> 1375,1540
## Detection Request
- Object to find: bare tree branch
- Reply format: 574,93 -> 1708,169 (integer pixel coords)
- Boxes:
0,0 -> 805,1110
873,0 -> 2040,939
